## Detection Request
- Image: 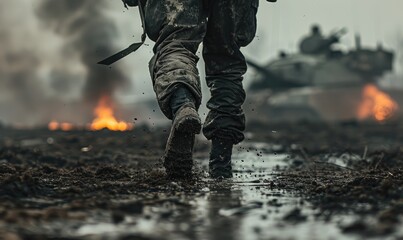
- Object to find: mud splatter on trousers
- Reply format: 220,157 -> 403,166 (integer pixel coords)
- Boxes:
144,0 -> 258,144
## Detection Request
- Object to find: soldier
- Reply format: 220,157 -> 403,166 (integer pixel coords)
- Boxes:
124,0 -> 259,179
299,25 -> 339,55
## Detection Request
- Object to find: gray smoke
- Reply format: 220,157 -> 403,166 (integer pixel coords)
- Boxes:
0,1 -> 131,126
0,2 -> 49,126
36,0 -> 129,104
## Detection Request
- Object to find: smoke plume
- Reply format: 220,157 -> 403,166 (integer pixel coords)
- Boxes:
0,1 -> 130,126
0,2 -> 49,126
36,0 -> 129,104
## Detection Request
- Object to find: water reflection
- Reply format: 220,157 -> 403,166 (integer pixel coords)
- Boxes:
191,142 -> 357,240
206,182 -> 242,240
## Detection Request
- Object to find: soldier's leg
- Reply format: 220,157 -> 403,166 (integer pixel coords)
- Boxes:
203,0 -> 258,178
145,0 -> 206,119
144,0 -> 207,178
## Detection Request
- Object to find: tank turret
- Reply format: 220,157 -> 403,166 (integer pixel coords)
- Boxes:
245,26 -> 397,123
248,30 -> 394,92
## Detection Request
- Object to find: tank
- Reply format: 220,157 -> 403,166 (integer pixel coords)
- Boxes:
246,31 -> 397,123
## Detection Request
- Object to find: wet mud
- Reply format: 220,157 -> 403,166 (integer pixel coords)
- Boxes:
0,122 -> 402,239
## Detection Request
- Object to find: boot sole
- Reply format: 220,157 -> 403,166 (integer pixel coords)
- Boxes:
163,107 -> 201,179
175,114 -> 202,134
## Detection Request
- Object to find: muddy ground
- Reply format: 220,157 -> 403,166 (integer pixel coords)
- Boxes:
0,122 -> 402,240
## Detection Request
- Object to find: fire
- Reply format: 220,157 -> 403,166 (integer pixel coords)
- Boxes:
48,96 -> 133,131
48,121 -> 74,131
60,123 -> 74,131
48,121 -> 60,131
89,96 -> 133,131
357,84 -> 398,122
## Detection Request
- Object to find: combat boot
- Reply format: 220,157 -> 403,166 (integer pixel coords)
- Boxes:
163,88 -> 201,179
209,138 -> 233,179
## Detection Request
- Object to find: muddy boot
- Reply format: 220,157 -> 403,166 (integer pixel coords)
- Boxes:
163,88 -> 201,179
209,138 -> 233,179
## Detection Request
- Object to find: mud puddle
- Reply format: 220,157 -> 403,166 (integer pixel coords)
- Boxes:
192,142 -> 360,240
59,143 -> 357,240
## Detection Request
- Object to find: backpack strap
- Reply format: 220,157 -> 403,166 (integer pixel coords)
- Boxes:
98,1 -> 146,65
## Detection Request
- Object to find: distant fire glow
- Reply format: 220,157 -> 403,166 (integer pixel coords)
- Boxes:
48,121 -> 59,131
90,96 -> 133,131
48,121 -> 74,131
48,96 -> 133,131
357,84 -> 398,122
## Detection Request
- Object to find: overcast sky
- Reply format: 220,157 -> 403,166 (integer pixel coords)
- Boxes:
252,0 -> 403,59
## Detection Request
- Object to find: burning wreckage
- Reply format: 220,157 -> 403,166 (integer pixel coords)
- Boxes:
246,29 -> 400,124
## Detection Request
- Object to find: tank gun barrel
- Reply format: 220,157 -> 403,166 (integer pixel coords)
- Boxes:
247,60 -> 272,76
247,59 -> 306,90
329,28 -> 347,39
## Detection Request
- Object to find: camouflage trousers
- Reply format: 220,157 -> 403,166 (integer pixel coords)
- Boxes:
144,0 -> 258,144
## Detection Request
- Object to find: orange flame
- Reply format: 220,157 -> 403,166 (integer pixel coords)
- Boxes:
48,97 -> 133,131
48,121 -> 74,131
357,84 -> 398,122
60,123 -> 74,131
48,121 -> 59,131
90,96 -> 133,131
